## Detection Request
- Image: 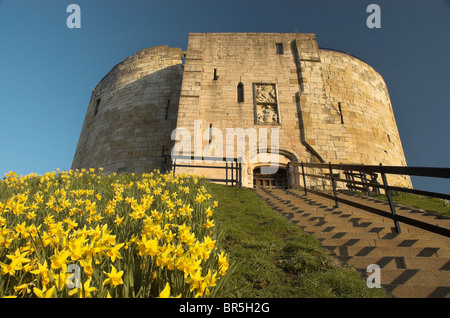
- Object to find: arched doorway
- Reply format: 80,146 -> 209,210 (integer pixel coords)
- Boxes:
253,167 -> 288,189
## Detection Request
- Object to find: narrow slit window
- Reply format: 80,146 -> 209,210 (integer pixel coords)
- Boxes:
338,102 -> 344,124
165,99 -> 170,120
213,68 -> 219,80
276,43 -> 284,54
237,82 -> 244,103
209,124 -> 213,144
94,98 -> 101,116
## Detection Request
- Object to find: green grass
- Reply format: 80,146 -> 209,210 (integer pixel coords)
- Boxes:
355,190 -> 450,218
207,183 -> 388,298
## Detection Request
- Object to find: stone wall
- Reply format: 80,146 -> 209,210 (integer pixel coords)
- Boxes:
174,33 -> 319,187
72,45 -> 184,173
317,49 -> 411,187
174,33 -> 411,187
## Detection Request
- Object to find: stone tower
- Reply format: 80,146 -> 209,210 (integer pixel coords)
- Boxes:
72,33 -> 411,188
72,45 -> 184,173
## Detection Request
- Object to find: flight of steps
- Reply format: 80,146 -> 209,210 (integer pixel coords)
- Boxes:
253,187 -> 450,298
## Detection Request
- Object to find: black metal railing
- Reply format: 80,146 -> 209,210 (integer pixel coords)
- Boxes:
287,162 -> 450,237
163,155 -> 242,187
343,170 -> 381,195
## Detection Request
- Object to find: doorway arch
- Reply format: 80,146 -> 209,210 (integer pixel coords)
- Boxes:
253,166 -> 288,189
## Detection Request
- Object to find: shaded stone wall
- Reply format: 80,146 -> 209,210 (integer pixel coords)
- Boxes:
72,45 -> 184,173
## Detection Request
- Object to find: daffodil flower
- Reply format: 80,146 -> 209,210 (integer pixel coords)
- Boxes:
68,278 -> 98,298
158,283 -> 181,298
103,265 -> 123,287
33,285 -> 55,298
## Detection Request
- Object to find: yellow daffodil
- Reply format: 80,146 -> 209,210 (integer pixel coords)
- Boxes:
14,283 -> 32,296
186,269 -> 204,293
114,215 -> 124,226
50,249 -> 71,271
158,283 -> 171,298
79,258 -> 94,278
33,285 -> 55,298
30,260 -> 50,281
103,265 -> 123,287
69,278 -> 98,298
136,235 -> 159,257
158,282 -> 181,298
106,243 -> 124,262
218,251 -> 229,276
202,218 -> 214,229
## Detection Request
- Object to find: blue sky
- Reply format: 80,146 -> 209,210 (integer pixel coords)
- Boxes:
0,0 -> 449,193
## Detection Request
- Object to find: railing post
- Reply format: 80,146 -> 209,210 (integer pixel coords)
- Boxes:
225,161 -> 228,186
362,171 -> 370,196
344,170 -> 350,190
238,161 -> 242,188
379,163 -> 401,233
301,161 -> 307,196
350,171 -> 356,191
329,162 -> 339,208
286,162 -> 291,189
231,161 -> 235,186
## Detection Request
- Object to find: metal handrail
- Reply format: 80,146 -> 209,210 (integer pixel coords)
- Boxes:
163,155 -> 242,188
287,161 -> 450,237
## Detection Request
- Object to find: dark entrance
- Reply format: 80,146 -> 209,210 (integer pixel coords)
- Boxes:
253,167 -> 288,189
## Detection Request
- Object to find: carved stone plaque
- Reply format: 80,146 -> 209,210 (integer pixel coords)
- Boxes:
254,84 -> 279,124
255,84 -> 277,103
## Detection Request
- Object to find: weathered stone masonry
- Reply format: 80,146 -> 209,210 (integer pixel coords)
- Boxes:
72,45 -> 184,173
72,33 -> 411,188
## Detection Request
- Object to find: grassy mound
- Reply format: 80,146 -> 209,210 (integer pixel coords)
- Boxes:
349,189 -> 450,218
207,183 -> 388,298
372,192 -> 450,218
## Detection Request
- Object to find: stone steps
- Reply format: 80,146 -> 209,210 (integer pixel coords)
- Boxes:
252,187 -> 450,298
316,236 -> 449,249
323,245 -> 450,258
383,285 -> 450,298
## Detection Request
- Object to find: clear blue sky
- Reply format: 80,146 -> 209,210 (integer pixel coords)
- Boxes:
0,0 -> 449,193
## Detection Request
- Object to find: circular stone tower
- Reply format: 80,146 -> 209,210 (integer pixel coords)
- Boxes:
72,45 -> 184,173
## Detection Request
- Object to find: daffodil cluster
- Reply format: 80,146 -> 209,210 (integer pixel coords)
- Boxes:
0,169 -> 230,298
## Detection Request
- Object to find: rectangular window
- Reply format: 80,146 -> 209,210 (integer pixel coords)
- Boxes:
276,43 -> 284,54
